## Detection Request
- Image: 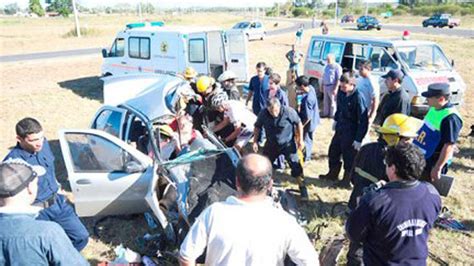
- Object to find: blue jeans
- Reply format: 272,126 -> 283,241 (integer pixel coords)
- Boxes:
303,128 -> 314,162
37,194 -> 89,251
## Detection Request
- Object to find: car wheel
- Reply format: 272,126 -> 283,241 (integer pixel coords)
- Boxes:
377,27 -> 381,31
246,34 -> 250,41
449,25 -> 453,29
423,23 -> 427,28
261,32 -> 265,40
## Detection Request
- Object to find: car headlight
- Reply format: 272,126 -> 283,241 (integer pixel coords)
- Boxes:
411,96 -> 426,105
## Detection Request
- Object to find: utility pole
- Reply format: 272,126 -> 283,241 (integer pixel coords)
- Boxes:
334,0 -> 338,28
365,0 -> 369,16
138,2 -> 142,21
72,0 -> 81,37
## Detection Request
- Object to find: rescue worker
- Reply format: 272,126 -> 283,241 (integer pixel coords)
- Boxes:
319,73 -> 368,188
346,142 -> 441,265
211,95 -> 256,154
218,70 -> 240,101
320,54 -> 342,118
196,76 -> 224,126
295,75 -> 320,162
373,69 -> 411,126
346,113 -> 423,265
183,67 -> 197,83
413,83 -> 463,182
246,62 -> 270,145
252,98 -> 309,200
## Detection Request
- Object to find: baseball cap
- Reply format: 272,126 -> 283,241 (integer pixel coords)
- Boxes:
0,158 -> 46,198
382,69 -> 404,81
421,83 -> 451,98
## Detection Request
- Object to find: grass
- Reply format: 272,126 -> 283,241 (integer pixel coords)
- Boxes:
0,14 -> 473,265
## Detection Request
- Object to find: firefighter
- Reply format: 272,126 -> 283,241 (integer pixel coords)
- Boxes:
345,113 -> 423,265
218,71 -> 240,101
413,83 -> 463,182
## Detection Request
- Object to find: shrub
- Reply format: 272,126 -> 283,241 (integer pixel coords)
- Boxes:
29,0 -> 45,17
322,9 -> 334,18
392,9 -> 408,16
352,7 -> 363,15
292,6 -> 314,17
63,27 -> 101,38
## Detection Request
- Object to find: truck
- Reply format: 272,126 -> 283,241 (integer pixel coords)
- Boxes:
303,35 -> 466,117
101,22 -> 249,81
422,14 -> 460,28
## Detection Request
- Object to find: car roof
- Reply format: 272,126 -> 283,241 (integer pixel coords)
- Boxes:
126,25 -> 222,34
121,74 -> 187,121
311,35 -> 436,47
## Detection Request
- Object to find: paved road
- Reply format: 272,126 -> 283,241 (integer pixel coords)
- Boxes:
1,19 -> 472,63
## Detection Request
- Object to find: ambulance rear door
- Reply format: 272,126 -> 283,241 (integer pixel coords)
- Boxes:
224,29 -> 249,81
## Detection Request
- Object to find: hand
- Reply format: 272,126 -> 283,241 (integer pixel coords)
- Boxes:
297,140 -> 304,150
332,121 -> 337,131
352,141 -> 362,151
375,180 -> 387,188
430,166 -> 442,182
332,89 -> 338,96
252,142 -> 259,153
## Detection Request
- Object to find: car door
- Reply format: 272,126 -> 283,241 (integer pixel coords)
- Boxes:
102,36 -> 126,76
59,129 -> 154,217
225,30 -> 249,81
304,38 -> 325,79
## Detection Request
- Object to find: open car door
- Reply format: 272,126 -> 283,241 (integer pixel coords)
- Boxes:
225,29 -> 249,81
58,129 -> 153,217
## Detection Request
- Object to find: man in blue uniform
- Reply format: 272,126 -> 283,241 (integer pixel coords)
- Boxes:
252,98 -> 308,200
296,75 -> 320,162
319,73 -> 368,188
413,83 -> 463,182
4,117 -> 89,251
346,142 -> 441,265
246,62 -> 270,145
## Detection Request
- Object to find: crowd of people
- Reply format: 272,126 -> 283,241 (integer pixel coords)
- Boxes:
0,48 -> 464,264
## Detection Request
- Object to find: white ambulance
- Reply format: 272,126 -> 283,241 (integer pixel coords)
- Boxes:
101,22 -> 249,81
303,35 -> 466,116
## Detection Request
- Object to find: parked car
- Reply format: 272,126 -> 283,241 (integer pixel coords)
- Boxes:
341,15 -> 355,23
356,16 -> 382,30
58,74 -> 240,244
422,13 -> 460,28
232,21 -> 266,41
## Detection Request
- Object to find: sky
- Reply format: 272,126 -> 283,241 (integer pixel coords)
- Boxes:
2,0 -> 288,9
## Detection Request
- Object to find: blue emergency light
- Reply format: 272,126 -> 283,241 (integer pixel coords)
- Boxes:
126,21 -> 164,29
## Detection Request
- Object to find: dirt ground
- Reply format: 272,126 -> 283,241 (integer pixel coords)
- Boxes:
0,14 -> 473,264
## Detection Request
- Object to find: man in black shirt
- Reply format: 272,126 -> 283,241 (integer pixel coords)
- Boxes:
374,69 -> 411,126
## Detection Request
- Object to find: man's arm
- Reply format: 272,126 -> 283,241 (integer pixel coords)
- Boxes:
179,209 -> 211,266
431,143 -> 455,181
49,225 -> 89,265
355,96 -> 369,143
225,123 -> 242,143
246,90 -> 253,106
295,121 -> 304,149
346,196 -> 372,243
212,116 -> 230,133
286,221 -> 320,266
369,95 -> 378,122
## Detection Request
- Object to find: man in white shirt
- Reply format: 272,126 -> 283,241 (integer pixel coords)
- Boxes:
212,96 -> 257,154
179,154 -> 319,266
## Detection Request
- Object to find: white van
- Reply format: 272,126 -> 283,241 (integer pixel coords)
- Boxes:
101,23 -> 249,81
303,35 -> 466,116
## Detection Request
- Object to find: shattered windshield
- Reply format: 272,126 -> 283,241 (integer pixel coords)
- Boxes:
396,45 -> 452,72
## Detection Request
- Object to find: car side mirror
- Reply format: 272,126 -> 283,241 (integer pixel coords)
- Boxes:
125,160 -> 146,174
102,48 -> 108,58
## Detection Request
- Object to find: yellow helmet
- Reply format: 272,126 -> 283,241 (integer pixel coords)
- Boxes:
183,67 -> 197,79
196,76 -> 214,94
157,124 -> 174,138
375,113 -> 423,146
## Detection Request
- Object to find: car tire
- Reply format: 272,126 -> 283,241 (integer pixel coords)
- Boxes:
423,23 -> 427,28
449,25 -> 453,29
377,27 -> 381,31
246,34 -> 250,41
261,32 -> 265,40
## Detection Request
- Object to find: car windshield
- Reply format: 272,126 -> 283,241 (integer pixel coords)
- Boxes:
396,44 -> 452,71
233,22 -> 250,29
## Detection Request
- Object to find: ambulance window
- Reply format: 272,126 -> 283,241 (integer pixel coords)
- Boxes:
322,42 -> 344,62
110,38 -> 124,57
310,40 -> 323,60
370,47 -> 398,73
129,37 -> 150,60
189,39 -> 205,63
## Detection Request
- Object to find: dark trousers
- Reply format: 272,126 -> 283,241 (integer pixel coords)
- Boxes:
347,240 -> 364,266
328,130 -> 357,172
303,128 -> 315,162
37,194 -> 89,251
263,141 -> 303,178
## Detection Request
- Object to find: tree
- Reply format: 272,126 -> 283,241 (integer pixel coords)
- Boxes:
47,0 -> 73,17
4,3 -> 20,15
29,0 -> 45,16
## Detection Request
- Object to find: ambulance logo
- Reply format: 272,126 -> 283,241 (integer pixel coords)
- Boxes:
160,41 -> 168,54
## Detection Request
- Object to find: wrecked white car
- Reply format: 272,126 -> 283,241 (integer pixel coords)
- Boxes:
58,74 -> 240,243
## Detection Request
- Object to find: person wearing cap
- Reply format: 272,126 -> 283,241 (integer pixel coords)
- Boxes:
345,113 -> 423,265
413,83 -> 463,182
319,73 -> 368,188
346,142 -> 441,265
374,69 -> 411,126
252,98 -> 309,200
295,75 -> 320,162
320,53 -> 342,118
0,159 -> 88,265
195,76 -> 225,127
218,70 -> 241,101
3,117 -> 89,251
179,154 -> 319,265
